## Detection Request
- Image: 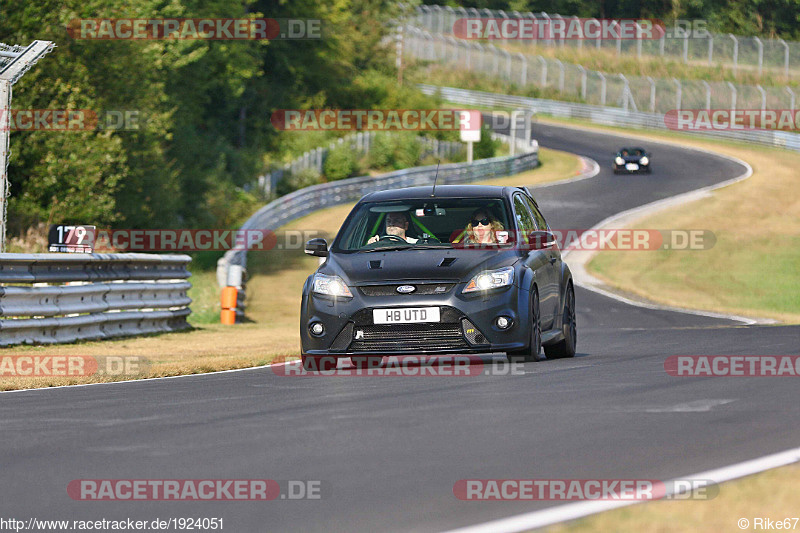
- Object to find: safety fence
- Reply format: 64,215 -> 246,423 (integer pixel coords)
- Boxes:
405,26 -> 800,114
414,5 -> 800,78
0,253 -> 192,346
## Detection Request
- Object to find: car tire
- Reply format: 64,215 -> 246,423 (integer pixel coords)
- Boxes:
302,354 -> 337,371
507,288 -> 541,363
351,356 -> 384,368
544,282 -> 577,359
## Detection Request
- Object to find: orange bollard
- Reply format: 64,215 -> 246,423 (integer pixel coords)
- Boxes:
220,309 -> 236,325
221,286 -> 238,309
220,286 -> 238,325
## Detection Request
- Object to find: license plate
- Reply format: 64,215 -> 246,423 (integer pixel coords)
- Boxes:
625,163 -> 639,171
373,307 -> 440,324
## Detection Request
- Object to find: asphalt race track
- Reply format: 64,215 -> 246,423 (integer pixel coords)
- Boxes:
2,123 -> 798,532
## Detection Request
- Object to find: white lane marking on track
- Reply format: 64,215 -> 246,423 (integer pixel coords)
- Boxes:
642,399 -> 735,412
442,445 -> 800,533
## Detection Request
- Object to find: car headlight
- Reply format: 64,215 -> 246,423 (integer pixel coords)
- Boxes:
312,273 -> 353,297
615,157 -> 625,165
639,156 -> 649,165
463,266 -> 514,293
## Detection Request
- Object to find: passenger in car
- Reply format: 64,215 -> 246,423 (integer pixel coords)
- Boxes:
454,208 -> 505,244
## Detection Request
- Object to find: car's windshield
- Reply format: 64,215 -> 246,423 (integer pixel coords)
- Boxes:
333,198 -> 512,252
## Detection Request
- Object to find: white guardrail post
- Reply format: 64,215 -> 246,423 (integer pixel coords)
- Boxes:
0,253 -> 192,346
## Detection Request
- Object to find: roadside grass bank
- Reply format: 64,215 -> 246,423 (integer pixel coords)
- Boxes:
0,147 -> 581,390
544,463 -> 800,532
530,116 -> 800,323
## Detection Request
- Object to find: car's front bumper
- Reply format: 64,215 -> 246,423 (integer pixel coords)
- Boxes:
300,283 -> 531,357
614,162 -> 650,173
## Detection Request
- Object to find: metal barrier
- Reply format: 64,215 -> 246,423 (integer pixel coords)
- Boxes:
0,253 -> 192,346
218,134 -> 538,292
258,131 -> 465,195
417,84 -> 800,152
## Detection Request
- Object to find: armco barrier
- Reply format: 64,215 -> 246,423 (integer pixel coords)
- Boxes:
217,132 -> 538,293
0,253 -> 192,346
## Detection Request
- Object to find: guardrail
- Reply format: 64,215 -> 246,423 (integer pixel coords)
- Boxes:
0,253 -> 192,346
418,84 -> 800,152
217,133 -> 538,294
257,131 -> 465,195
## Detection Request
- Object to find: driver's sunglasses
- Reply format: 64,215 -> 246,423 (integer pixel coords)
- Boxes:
472,217 -> 491,226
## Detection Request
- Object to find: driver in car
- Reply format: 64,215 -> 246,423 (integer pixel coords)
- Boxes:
367,211 -> 418,244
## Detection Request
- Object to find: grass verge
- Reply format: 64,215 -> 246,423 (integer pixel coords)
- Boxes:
528,116 -> 800,323
544,464 -> 800,532
0,146 -> 582,390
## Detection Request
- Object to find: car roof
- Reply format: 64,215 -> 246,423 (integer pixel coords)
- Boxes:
361,185 -> 523,202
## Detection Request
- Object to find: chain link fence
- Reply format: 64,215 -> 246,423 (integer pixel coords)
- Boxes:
406,27 -> 799,114
415,5 -> 800,79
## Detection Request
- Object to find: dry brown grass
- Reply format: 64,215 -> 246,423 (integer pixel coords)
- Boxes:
544,464 -> 800,532
535,117 -> 800,323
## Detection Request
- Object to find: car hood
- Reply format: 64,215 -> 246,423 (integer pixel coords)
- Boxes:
325,248 -> 519,284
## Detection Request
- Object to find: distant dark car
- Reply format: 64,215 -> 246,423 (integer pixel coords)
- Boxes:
299,185 -> 577,371
613,147 -> 651,174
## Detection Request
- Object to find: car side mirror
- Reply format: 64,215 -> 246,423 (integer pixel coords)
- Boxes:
527,231 -> 558,251
305,238 -> 328,257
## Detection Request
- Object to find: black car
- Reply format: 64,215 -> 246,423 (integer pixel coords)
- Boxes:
613,147 -> 651,174
300,185 -> 577,371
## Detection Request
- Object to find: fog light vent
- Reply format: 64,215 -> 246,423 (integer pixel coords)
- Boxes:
461,318 -> 487,346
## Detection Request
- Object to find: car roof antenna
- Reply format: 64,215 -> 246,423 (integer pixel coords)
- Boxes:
431,159 -> 441,197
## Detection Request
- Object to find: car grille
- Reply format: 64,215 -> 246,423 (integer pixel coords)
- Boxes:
344,306 -> 482,352
358,283 -> 456,296
349,323 -> 468,352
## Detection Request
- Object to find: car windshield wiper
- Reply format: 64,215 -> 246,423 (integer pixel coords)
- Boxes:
359,244 -> 415,253
410,243 -> 452,249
